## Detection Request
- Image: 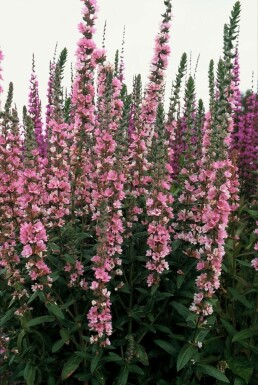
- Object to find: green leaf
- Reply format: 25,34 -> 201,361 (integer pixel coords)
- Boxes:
177,344 -> 196,371
102,352 -> 123,363
172,301 -> 192,319
220,318 -> 236,336
133,255 -> 146,262
61,355 -> 83,380
177,274 -> 185,289
24,363 -> 37,385
37,291 -> 46,302
46,303 -> 65,319
134,344 -> 149,366
52,339 -> 65,353
234,276 -> 250,288
27,316 -> 55,327
249,344 -> 258,354
128,365 -> 144,375
228,358 -> 253,384
246,209 -> 258,217
60,328 -> 70,343
74,373 -> 91,381
27,291 -> 39,304
117,366 -> 129,385
94,370 -> 106,384
155,324 -> 172,335
171,239 -> 182,251
232,329 -> 254,342
234,377 -> 245,385
154,339 -> 177,356
48,242 -> 60,253
76,232 -> 93,240
91,352 -> 101,374
155,292 -> 173,301
17,330 -> 26,352
236,259 -> 252,268
133,231 -> 148,239
227,288 -> 253,309
197,364 -> 230,383
62,296 -> 76,309
194,328 -> 211,343
0,308 -> 15,327
150,284 -> 159,296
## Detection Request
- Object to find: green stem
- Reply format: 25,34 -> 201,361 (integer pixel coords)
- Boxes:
128,242 -> 134,335
137,298 -> 169,344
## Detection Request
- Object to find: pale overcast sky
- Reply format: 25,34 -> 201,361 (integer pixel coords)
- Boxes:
0,0 -> 257,115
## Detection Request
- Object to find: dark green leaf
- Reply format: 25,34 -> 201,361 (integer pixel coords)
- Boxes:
227,288 -> 253,309
52,339 -> 65,353
232,328 -> 254,342
60,328 -> 70,342
172,301 -> 192,319
155,324 -> 172,335
220,318 -> 236,336
128,365 -> 144,375
134,343 -> 149,366
27,316 -> 55,327
24,363 -> 36,385
0,308 -> 15,327
102,352 -> 123,363
46,303 -> 65,319
61,355 -> 83,380
154,339 -> 177,356
228,358 -> 253,384
197,364 -> 230,383
177,344 -> 196,371
27,291 -> 39,304
234,377 -> 245,385
117,366 -> 129,385
91,352 -> 101,374
17,330 -> 26,352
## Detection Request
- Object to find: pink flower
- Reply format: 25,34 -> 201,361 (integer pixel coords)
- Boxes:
21,245 -> 33,258
34,221 -> 47,242
251,258 -> 258,271
94,268 -> 111,283
20,223 -> 34,244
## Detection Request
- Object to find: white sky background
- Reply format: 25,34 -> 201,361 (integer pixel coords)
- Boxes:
0,0 -> 257,116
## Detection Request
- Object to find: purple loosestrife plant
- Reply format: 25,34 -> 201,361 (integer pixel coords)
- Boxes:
87,64 -> 125,346
127,0 -> 172,201
69,0 -> 105,221
0,1 -> 258,384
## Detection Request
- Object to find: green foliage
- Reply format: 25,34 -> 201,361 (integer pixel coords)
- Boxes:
208,59 -> 215,111
168,52 -> 187,121
54,47 -> 68,120
4,82 -> 14,114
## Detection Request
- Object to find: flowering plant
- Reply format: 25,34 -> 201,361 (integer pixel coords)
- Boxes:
0,1 -> 257,384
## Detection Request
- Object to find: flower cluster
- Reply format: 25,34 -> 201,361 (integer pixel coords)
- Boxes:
87,65 -> 125,346
0,0 -> 254,353
45,120 -> 71,227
